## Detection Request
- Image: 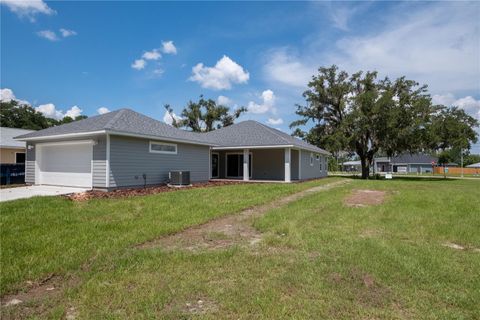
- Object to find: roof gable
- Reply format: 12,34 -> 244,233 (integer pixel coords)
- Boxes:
15,109 -> 215,146
205,120 -> 328,154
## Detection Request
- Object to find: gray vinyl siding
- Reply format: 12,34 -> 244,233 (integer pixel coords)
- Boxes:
299,150 -> 327,180
25,142 -> 35,183
108,135 -> 210,188
23,135 -> 107,186
291,149 -> 299,180
251,149 -> 284,180
92,136 -> 107,188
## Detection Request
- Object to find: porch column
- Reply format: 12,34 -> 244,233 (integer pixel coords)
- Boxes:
243,148 -> 249,181
284,148 -> 291,182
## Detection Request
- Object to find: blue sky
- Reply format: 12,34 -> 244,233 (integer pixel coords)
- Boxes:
1,1 -> 480,152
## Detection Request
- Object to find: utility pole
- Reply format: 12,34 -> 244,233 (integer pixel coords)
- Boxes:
461,148 -> 464,178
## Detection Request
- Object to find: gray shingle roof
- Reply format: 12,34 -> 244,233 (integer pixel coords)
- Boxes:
204,120 -> 329,154
14,109 -> 328,153
466,162 -> 480,168
1,127 -> 35,148
15,109 -> 216,146
391,153 -> 438,164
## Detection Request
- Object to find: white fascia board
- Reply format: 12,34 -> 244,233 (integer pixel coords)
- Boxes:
17,129 -> 217,147
212,145 -> 295,150
35,139 -> 96,147
106,130 -> 216,147
16,130 -> 107,141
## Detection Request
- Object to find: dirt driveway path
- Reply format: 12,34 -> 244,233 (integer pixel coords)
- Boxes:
138,179 -> 350,251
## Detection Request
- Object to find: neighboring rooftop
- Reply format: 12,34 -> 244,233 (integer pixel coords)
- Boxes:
466,162 -> 480,168
391,153 -> 438,164
14,109 -> 216,146
0,127 -> 35,148
204,120 -> 329,154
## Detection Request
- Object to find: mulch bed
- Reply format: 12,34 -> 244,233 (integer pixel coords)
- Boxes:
65,181 -> 250,201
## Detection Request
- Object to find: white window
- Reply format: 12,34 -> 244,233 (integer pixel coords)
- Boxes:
310,153 -> 314,166
149,141 -> 177,154
319,156 -> 323,171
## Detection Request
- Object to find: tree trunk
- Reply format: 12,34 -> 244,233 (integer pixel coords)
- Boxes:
360,156 -> 370,179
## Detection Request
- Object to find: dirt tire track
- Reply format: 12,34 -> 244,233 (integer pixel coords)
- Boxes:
137,179 -> 350,251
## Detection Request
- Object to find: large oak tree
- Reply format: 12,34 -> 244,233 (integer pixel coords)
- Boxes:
291,65 -> 478,179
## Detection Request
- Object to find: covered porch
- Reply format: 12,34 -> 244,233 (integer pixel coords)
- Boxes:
209,147 -> 300,183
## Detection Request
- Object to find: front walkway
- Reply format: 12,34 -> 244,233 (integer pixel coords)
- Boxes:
0,185 -> 90,202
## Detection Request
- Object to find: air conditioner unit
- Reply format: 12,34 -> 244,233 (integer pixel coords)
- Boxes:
169,170 -> 190,186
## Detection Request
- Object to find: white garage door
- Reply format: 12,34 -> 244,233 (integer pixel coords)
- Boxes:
37,141 -> 93,188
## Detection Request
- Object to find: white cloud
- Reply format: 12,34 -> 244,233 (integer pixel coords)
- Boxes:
152,68 -> 164,76
190,55 -> 249,90
36,103 -> 83,120
36,103 -> 64,119
97,107 -> 110,115
266,118 -> 284,126
247,90 -> 276,114
264,4 -> 480,93
433,94 -> 480,121
131,59 -> 146,70
330,7 -> 353,31
432,93 -> 456,106
0,0 -> 55,21
59,28 -> 77,38
162,40 -> 177,54
37,30 -> 59,41
142,49 -> 161,60
0,88 -> 29,105
452,96 -> 480,118
65,105 -> 82,118
217,95 -> 232,106
263,48 -> 313,88
163,109 -> 182,125
0,88 -> 16,102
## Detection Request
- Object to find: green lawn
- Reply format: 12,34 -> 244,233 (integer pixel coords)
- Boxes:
1,177 -> 479,319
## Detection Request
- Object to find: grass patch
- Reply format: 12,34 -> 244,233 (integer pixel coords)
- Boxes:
1,178 -> 479,319
0,178 -> 336,295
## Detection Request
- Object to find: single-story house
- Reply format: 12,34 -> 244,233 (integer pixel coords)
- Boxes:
15,109 -> 329,190
341,160 -> 361,172
0,127 -> 35,164
466,162 -> 480,168
374,153 -> 438,173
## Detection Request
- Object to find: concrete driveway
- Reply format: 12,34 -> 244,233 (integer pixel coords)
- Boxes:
0,185 -> 90,202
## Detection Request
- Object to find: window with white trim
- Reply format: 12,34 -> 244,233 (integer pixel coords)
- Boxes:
310,153 -> 314,166
149,141 -> 177,154
319,156 -> 323,171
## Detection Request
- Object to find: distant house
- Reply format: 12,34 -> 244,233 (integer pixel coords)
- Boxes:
375,153 -> 437,173
14,109 -> 329,190
466,162 -> 480,168
341,160 -> 361,172
0,127 -> 35,164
